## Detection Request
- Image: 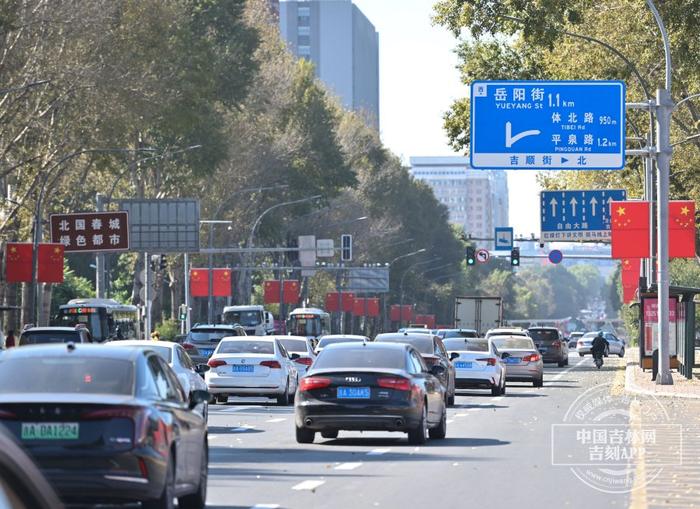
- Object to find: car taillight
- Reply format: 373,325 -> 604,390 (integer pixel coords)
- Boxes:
260,360 -> 281,369
294,357 -> 313,366
299,377 -> 331,391
551,342 -> 561,348
523,353 -> 541,362
183,342 -> 195,351
208,358 -> 227,368
0,409 -> 17,420
81,406 -> 149,446
377,377 -> 411,391
476,357 -> 497,366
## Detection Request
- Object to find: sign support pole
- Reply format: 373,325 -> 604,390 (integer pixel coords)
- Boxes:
184,252 -> 191,333
95,194 -> 106,298
144,251 -> 151,338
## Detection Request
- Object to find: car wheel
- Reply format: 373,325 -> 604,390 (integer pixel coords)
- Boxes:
500,383 -> 506,396
296,425 -> 315,444
447,392 -> 455,406
619,348 -> 625,358
216,395 -> 227,404
321,430 -> 339,439
533,377 -> 543,388
579,353 -> 585,357
428,401 -> 447,440
565,357 -> 569,366
491,385 -> 500,396
557,359 -> 566,367
178,441 -> 207,509
277,380 -> 290,406
142,455 -> 175,509
407,403 -> 428,445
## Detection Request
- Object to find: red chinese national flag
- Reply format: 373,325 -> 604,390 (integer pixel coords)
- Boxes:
38,244 -> 64,283
669,201 -> 696,258
610,201 -> 650,259
5,243 -> 33,283
415,314 -> 436,329
325,292 -> 340,312
389,305 -> 401,322
621,258 -> 641,304
367,298 -> 380,317
341,292 -> 355,312
283,280 -> 300,304
401,305 -> 414,322
189,269 -> 209,297
352,298 -> 366,317
263,280 -> 280,304
213,269 -> 232,297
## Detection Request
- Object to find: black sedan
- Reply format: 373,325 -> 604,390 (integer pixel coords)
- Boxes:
375,332 -> 457,406
294,342 -> 447,445
0,343 -> 209,509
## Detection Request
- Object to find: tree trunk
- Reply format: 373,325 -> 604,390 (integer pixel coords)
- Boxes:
39,283 -> 52,326
20,283 -> 31,326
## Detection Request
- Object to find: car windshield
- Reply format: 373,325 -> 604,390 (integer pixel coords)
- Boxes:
375,336 -> 433,354
317,337 -> 364,348
491,337 -> 535,350
218,341 -> 274,354
19,331 -> 80,345
443,338 -> 488,352
529,330 -> 559,342
0,357 -> 133,395
441,330 -> 479,339
188,330 -> 234,342
223,310 -> 261,327
279,339 -> 308,352
313,347 -> 406,370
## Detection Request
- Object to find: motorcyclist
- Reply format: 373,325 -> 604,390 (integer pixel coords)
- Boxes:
591,331 -> 609,360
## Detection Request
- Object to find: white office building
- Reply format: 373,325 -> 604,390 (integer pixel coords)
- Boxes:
279,0 -> 379,129
409,157 -> 510,248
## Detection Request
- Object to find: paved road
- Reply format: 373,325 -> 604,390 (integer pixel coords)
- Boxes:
203,352 -> 694,509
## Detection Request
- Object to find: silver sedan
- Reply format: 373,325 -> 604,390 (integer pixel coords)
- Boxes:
577,332 -> 626,357
489,335 -> 544,387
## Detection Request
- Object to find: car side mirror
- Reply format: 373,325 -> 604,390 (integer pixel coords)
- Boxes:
449,352 -> 460,361
430,365 -> 446,377
189,389 -> 209,409
501,352 -> 509,359
290,353 -> 300,360
195,364 -> 210,374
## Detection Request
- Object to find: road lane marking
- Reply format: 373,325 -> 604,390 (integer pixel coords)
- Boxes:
367,448 -> 390,456
212,405 -> 256,413
334,462 -> 363,470
454,412 -> 469,417
266,418 -> 286,423
550,357 -> 588,382
446,419 -> 454,424
251,505 -> 280,509
232,425 -> 256,432
491,396 -> 504,402
292,480 -> 325,491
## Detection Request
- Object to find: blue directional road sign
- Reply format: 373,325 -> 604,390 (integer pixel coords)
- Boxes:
470,81 -> 626,170
494,227 -> 514,251
540,189 -> 627,242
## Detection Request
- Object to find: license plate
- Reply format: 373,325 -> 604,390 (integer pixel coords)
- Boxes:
21,422 -> 79,440
337,387 -> 371,399
199,349 -> 213,357
505,357 -> 521,364
231,365 -> 254,373
455,361 -> 473,369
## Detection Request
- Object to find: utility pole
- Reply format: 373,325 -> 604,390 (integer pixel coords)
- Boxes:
95,193 -> 106,298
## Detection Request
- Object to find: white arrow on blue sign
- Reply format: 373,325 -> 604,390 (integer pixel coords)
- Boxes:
540,189 -> 627,242
470,81 -> 626,170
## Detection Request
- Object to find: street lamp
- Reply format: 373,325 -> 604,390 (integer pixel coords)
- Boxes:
399,256 -> 441,328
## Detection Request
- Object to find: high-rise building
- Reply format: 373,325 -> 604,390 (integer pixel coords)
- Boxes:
408,156 -> 510,248
279,0 -> 379,129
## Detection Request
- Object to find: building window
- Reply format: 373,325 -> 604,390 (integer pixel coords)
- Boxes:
297,34 -> 310,46
298,45 -> 311,57
297,25 -> 310,36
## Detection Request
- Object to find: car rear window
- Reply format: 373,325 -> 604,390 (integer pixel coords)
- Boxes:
375,336 -> 433,354
443,338 -> 488,352
0,357 -> 133,395
144,345 -> 172,363
189,329 -> 238,342
317,337 -> 364,348
441,330 -> 479,339
529,330 -> 559,342
19,331 -> 80,345
217,341 -> 274,354
313,347 -> 406,370
491,337 -> 535,350
279,339 -> 308,352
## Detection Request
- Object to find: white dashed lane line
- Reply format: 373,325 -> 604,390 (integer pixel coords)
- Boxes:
251,505 -> 280,509
265,418 -> 287,423
549,357 -> 588,382
292,480 -> 326,491
366,448 -> 391,456
334,462 -> 363,471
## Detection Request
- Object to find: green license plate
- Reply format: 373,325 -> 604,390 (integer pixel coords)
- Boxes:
21,422 -> 79,440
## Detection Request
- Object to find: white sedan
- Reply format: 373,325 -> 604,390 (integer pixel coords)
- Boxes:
205,336 -> 298,405
444,337 -> 506,396
112,340 -> 210,417
276,335 -> 316,376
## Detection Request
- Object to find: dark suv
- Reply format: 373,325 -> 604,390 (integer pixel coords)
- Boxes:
183,323 -> 246,364
528,327 -> 568,367
19,326 -> 93,346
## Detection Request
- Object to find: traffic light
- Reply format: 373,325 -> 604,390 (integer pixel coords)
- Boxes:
466,246 -> 476,266
341,234 -> 353,262
179,304 -> 188,321
511,247 -> 520,267
159,254 -> 167,271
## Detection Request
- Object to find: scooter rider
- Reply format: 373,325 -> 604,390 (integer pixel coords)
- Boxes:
591,331 -> 609,360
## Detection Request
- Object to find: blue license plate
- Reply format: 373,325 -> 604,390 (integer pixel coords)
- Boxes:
199,349 -> 213,357
455,362 -> 473,369
505,357 -> 521,364
337,387 -> 371,399
231,365 -> 254,373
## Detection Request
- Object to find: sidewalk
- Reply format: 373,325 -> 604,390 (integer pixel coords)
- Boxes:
625,348 -> 700,399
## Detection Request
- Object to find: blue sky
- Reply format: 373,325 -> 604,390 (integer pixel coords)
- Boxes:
352,0 -> 542,236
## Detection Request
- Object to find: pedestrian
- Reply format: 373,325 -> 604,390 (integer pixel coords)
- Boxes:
5,330 -> 15,349
150,330 -> 161,341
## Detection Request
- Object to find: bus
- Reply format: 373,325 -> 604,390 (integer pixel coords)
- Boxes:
53,298 -> 141,342
287,308 -> 330,343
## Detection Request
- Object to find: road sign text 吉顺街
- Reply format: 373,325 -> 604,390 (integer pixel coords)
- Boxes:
470,81 -> 626,170
50,211 -> 129,252
540,189 -> 626,242
494,227 -> 514,251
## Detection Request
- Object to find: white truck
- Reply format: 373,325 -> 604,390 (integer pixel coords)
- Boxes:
222,305 -> 275,336
454,296 -> 503,336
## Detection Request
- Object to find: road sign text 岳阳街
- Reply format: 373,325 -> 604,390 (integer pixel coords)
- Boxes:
540,189 -> 627,242
470,81 -> 626,170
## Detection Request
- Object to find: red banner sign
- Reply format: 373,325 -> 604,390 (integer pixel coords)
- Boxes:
415,314 -> 436,329
5,243 -> 64,283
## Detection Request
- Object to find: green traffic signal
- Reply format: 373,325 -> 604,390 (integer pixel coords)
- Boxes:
510,247 -> 520,266
466,246 -> 476,266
